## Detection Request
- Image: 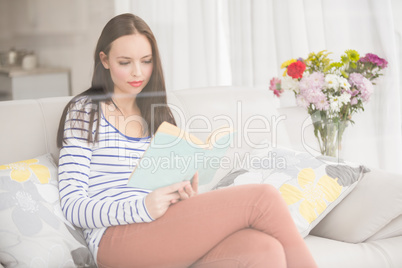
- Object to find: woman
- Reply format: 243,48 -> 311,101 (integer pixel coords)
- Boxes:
57,13 -> 317,268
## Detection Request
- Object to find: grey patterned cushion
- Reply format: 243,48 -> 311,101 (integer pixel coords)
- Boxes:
213,143 -> 369,237
0,154 -> 96,267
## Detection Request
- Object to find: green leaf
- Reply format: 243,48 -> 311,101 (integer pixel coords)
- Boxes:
341,70 -> 349,78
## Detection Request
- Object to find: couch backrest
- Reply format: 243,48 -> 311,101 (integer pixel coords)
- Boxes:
0,96 -> 72,164
0,86 -> 310,165
170,86 -> 295,152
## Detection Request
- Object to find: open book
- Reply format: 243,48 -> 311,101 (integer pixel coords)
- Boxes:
127,121 -> 235,191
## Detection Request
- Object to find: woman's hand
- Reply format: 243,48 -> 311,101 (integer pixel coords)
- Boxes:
145,181 -> 188,220
178,171 -> 199,200
145,172 -> 199,220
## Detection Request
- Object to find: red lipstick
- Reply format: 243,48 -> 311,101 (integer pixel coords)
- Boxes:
129,81 -> 143,87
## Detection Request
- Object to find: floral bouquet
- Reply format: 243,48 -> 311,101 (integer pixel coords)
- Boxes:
269,50 -> 388,157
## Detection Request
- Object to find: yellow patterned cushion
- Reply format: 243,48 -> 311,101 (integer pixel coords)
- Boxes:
0,154 -> 96,267
214,144 -> 368,237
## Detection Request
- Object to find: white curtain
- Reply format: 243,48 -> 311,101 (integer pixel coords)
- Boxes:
116,0 -> 232,91
118,0 -> 402,174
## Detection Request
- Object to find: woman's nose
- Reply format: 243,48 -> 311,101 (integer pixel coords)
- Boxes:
131,62 -> 142,77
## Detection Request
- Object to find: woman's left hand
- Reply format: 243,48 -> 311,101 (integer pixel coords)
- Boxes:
177,171 -> 199,200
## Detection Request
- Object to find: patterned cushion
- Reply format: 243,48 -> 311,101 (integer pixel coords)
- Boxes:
213,143 -> 369,237
0,154 -> 96,267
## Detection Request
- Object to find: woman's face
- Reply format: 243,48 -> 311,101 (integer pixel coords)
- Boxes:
100,34 -> 153,97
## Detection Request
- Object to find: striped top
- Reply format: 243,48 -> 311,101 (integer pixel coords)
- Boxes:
58,97 -> 153,263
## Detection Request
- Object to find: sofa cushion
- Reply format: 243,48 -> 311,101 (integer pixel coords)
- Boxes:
212,143 -> 367,237
310,168 -> 402,243
305,235 -> 402,268
0,154 -> 96,267
366,214 -> 402,241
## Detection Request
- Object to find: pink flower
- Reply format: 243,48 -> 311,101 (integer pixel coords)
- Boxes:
349,72 -> 364,86
299,72 -> 325,92
361,78 -> 374,102
350,97 -> 358,105
347,88 -> 360,97
314,95 -> 330,111
359,53 -> 388,69
298,72 -> 326,108
296,94 -> 310,108
349,72 -> 373,102
269,77 -> 283,97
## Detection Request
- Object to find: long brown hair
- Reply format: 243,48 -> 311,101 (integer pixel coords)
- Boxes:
57,13 -> 176,148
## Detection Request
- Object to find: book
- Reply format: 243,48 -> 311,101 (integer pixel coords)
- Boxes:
127,121 -> 235,191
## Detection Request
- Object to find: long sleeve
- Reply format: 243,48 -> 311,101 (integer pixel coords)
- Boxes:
58,99 -> 154,230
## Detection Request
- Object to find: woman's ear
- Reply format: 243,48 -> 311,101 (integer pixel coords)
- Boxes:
99,51 -> 109,69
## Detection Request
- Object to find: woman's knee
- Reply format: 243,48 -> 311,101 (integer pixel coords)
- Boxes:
244,229 -> 286,265
193,228 -> 286,268
229,229 -> 286,267
241,184 -> 283,203
260,183 -> 281,196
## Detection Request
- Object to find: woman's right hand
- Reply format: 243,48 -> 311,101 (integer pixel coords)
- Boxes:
145,180 -> 191,220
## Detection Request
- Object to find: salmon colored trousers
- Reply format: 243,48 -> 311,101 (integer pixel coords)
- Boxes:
97,184 -> 317,268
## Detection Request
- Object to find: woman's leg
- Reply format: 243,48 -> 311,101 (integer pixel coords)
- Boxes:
97,184 -> 317,268
190,228 -> 286,268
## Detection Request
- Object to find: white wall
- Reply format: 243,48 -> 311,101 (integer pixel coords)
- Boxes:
1,0 -> 401,99
391,0 -> 402,119
0,0 -> 114,95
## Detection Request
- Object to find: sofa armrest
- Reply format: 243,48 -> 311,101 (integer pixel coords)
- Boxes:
310,168 -> 402,243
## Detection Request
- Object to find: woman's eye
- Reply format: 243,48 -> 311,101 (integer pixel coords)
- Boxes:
143,60 -> 152,64
119,62 -> 130,65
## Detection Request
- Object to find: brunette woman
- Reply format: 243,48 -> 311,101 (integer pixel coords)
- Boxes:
58,13 -> 317,268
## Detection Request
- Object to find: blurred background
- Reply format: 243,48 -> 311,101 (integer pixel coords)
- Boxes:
1,0 -> 400,95
1,0 -> 402,173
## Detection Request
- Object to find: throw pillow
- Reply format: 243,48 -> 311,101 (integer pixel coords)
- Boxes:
0,154 -> 96,267
310,168 -> 402,243
213,142 -> 369,238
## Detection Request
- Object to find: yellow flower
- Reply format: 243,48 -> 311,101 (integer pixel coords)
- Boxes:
281,59 -> 297,69
0,158 -> 50,184
346,49 -> 360,62
279,168 -> 342,223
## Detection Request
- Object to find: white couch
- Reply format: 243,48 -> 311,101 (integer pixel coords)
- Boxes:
1,86 -> 401,268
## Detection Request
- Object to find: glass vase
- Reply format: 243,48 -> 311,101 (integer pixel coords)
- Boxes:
311,112 -> 348,158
